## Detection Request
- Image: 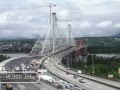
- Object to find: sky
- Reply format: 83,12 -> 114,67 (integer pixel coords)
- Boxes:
0,0 -> 120,39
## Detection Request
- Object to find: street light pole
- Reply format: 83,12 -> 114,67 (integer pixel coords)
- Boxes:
91,54 -> 95,75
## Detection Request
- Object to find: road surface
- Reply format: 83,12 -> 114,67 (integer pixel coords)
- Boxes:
53,59 -> 120,89
3,56 -> 58,90
44,58 -> 119,90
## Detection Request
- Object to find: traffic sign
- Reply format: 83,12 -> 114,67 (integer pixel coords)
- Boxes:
118,68 -> 120,74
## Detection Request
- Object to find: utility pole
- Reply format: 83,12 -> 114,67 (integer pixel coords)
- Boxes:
0,78 -> 1,89
67,54 -> 70,68
92,54 -> 95,75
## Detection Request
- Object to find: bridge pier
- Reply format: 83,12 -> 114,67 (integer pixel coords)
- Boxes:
62,40 -> 87,67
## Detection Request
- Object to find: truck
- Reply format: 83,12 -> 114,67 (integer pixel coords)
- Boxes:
77,70 -> 82,74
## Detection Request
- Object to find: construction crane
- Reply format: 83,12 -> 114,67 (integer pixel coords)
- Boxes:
36,3 -> 56,24
37,3 -> 56,46
30,3 -> 56,55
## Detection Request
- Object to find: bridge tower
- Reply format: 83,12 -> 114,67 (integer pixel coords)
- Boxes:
30,12 -> 75,55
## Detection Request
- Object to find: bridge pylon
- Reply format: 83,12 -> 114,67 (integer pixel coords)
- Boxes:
30,12 -> 75,56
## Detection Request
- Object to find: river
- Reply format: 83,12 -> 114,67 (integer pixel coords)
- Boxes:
96,54 -> 120,58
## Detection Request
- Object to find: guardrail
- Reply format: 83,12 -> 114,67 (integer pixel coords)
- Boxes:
38,47 -> 120,90
53,61 -> 120,90
39,46 -> 74,68
43,63 -> 85,90
39,49 -> 86,89
40,47 -> 120,90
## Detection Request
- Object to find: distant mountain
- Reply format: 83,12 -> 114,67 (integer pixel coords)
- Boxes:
112,33 -> 120,37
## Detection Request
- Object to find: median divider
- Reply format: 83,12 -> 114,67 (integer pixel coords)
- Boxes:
53,61 -> 120,90
39,54 -> 86,89
43,62 -> 86,90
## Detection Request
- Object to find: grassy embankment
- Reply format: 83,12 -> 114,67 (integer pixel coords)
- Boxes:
72,55 -> 120,79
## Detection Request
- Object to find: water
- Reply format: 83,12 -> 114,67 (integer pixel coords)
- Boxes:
96,54 -> 120,58
0,53 -> 28,58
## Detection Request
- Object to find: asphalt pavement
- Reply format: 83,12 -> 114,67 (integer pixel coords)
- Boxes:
44,58 -> 118,90
3,56 -> 58,90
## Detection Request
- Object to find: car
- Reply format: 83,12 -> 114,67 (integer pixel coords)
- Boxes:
58,62 -> 61,65
67,68 -> 70,70
66,72 -> 70,75
69,84 -> 75,88
12,70 -> 14,72
9,66 -> 13,71
45,60 -> 48,64
79,79 -> 85,83
77,70 -> 82,74
54,82 -> 59,87
73,75 -> 78,79
2,66 -> 6,71
58,83 -> 66,89
26,66 -> 30,69
14,66 -> 20,71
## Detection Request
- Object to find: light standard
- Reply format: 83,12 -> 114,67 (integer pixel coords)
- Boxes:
91,54 -> 95,75
88,53 -> 95,75
0,77 -> 1,89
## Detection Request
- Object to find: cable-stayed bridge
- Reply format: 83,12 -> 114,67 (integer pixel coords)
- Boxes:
0,5 -> 119,90
30,13 -> 75,56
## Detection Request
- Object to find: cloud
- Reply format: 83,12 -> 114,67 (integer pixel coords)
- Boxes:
57,8 -> 70,20
0,12 -> 34,24
0,13 -> 10,23
96,21 -> 112,28
114,23 -> 120,28
79,21 -> 92,28
0,0 -> 120,38
0,29 -> 46,39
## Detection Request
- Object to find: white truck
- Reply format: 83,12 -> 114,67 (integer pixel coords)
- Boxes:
44,60 -> 48,64
77,70 -> 82,74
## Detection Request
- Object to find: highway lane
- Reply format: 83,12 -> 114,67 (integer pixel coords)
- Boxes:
3,56 -> 59,90
2,53 -> 119,90
12,81 -> 58,90
45,60 -> 88,90
53,59 -> 120,89
44,58 -> 118,90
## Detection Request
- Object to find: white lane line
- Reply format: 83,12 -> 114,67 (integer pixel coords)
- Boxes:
18,84 -> 26,90
14,87 -> 18,90
33,83 -> 49,90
